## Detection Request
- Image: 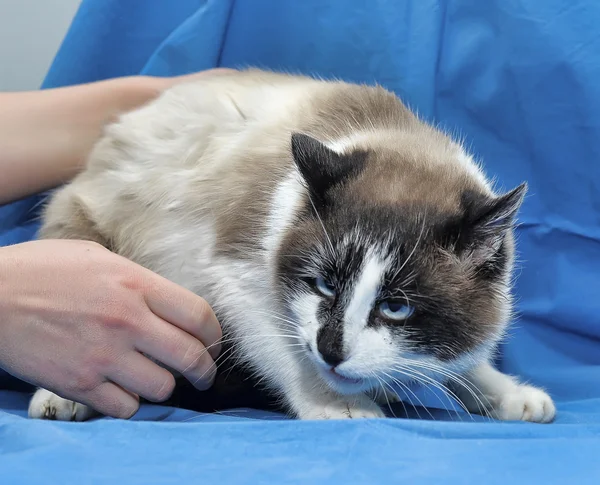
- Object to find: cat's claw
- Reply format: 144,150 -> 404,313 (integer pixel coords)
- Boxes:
298,395 -> 385,420
28,388 -> 95,422
489,384 -> 556,423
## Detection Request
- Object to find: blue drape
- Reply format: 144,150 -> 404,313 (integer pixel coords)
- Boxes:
2,1 -> 600,482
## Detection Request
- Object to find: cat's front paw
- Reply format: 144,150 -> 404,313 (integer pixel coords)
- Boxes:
298,394 -> 385,420
490,384 -> 556,423
28,389 -> 96,422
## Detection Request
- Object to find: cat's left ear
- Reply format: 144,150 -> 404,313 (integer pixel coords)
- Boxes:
291,133 -> 366,206
459,182 -> 528,264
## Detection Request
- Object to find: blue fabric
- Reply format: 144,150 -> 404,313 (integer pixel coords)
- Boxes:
2,0 -> 600,482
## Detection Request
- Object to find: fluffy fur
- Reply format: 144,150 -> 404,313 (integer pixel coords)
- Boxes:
28,69 -> 555,422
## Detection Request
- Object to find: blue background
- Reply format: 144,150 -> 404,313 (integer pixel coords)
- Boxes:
1,0 -> 600,483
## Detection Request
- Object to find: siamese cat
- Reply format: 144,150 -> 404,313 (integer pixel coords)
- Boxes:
28,69 -> 555,422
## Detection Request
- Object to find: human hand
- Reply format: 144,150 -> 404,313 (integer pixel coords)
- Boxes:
0,239 -> 222,418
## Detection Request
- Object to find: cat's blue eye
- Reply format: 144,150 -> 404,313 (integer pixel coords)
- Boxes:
314,276 -> 336,298
379,300 -> 414,320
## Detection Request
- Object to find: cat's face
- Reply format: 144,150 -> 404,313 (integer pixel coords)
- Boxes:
275,134 -> 525,395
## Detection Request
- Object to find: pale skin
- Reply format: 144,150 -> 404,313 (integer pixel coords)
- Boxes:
0,69 -> 232,418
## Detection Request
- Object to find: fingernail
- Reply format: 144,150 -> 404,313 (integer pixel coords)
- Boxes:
193,361 -> 217,391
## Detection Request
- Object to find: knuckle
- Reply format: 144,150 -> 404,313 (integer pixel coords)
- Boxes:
90,350 -> 114,372
150,374 -> 176,402
119,266 -> 148,294
192,299 -> 219,332
179,339 -> 207,373
101,300 -> 141,334
94,388 -> 139,419
102,258 -> 146,297
101,311 -> 133,332
113,398 -> 140,420
213,319 -> 223,342
94,390 -> 139,419
122,274 -> 144,295
67,369 -> 98,395
82,240 -> 104,250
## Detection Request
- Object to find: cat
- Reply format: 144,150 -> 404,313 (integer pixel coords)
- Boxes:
28,68 -> 555,422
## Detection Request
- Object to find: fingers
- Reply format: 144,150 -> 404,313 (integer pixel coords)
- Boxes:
108,352 -> 176,403
83,381 -> 140,419
143,272 -> 222,360
134,313 -> 217,391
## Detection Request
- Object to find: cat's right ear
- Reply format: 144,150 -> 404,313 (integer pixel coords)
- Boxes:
291,133 -> 366,206
456,183 -> 528,268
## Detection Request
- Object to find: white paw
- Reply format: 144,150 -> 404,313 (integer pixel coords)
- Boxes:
490,385 -> 556,423
28,389 -> 96,422
298,394 -> 385,420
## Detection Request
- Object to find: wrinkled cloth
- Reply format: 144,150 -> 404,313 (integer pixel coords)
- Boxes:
2,1 -> 600,483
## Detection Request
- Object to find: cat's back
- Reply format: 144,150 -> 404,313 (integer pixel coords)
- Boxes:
73,69 -> 415,246
41,69 -> 488,273
40,70 -> 366,273
73,69 -> 413,194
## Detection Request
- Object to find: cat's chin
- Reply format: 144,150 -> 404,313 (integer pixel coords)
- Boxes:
314,365 -> 370,395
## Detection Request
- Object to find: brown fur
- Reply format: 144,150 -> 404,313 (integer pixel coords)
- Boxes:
212,74 -> 487,259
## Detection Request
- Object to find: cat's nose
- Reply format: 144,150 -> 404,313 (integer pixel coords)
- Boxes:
317,323 -> 345,367
319,349 -> 344,367
317,341 -> 345,367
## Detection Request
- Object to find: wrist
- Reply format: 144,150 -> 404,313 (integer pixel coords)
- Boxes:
103,76 -> 165,123
111,69 -> 236,113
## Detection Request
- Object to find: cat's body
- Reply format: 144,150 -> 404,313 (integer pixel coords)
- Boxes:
28,69 -> 555,422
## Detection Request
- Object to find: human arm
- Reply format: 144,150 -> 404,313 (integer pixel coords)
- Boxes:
0,69 -> 232,204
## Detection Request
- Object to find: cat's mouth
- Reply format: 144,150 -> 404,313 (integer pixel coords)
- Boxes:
313,362 -> 367,392
303,343 -> 367,391
327,368 -> 362,385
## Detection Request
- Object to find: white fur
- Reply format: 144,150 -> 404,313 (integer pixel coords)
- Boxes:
344,250 -> 387,336
264,170 -> 305,257
298,392 -> 385,420
341,326 -> 397,380
290,293 -> 321,349
456,149 -> 493,193
325,132 -> 373,154
337,249 -> 395,381
455,362 -> 556,423
28,389 -> 95,421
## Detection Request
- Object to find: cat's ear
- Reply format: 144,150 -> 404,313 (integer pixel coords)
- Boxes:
459,182 -> 527,265
291,133 -> 366,205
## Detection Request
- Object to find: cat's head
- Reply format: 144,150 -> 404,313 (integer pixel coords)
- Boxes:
275,133 -> 526,395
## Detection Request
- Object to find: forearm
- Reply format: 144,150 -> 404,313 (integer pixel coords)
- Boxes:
0,68 -> 234,205
0,76 -> 164,204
